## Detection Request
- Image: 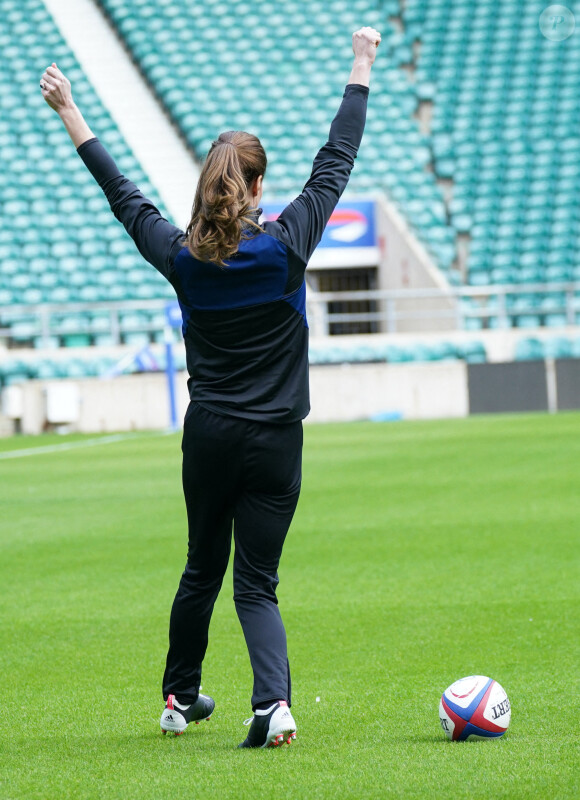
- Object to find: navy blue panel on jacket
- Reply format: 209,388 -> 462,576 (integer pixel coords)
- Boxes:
76,83 -> 369,424
173,231 -> 289,311
172,232 -> 309,422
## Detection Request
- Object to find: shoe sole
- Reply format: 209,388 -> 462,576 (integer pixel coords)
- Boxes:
161,716 -> 212,736
266,730 -> 297,748
265,705 -> 297,748
264,708 -> 297,748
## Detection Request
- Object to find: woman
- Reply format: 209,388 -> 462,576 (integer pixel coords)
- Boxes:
40,25 -> 381,748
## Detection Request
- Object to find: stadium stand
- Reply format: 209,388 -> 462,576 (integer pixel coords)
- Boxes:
404,0 -> 580,295
515,335 -> 580,361
95,0 -> 580,323
309,337 -> 487,365
0,348 -> 185,387
95,0 -> 457,277
1,0 -> 579,394
0,335 -> 486,389
0,0 -> 173,346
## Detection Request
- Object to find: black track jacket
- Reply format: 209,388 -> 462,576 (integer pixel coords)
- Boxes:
77,84 -> 369,423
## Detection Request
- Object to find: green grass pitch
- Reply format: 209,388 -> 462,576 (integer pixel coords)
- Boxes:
1,413 -> 578,799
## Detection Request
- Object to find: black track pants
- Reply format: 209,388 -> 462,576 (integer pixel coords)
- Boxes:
162,402 -> 302,708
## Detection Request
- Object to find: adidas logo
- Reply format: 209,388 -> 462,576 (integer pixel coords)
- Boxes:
165,714 -> 174,721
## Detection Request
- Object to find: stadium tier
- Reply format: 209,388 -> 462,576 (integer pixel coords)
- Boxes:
2,0 -> 580,363
95,0 -> 457,275
96,0 -> 580,296
0,0 -> 173,337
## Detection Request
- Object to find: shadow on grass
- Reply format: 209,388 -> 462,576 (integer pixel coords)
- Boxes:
401,734 -> 510,746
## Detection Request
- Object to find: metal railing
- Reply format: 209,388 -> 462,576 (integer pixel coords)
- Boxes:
0,284 -> 579,346
306,283 -> 580,335
0,299 -> 171,347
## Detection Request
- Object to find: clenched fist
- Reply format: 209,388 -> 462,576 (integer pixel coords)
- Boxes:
40,63 -> 74,113
352,27 -> 382,65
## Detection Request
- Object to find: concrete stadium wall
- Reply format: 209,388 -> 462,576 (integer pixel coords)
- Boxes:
1,361 -> 468,435
2,357 -> 578,436
375,196 -> 458,332
309,361 -> 468,422
1,374 -> 189,436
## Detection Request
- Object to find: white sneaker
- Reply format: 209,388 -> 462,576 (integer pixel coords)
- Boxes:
160,693 -> 215,736
238,701 -> 297,748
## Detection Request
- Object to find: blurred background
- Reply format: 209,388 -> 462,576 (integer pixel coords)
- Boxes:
1,0 -> 579,434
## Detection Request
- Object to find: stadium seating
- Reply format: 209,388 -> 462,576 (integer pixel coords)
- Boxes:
95,0 -> 457,276
0,0 -> 172,346
0,336 -> 487,389
304,337 -> 487,365
96,0 -> 580,320
2,0 -> 579,371
404,0 -> 580,296
515,335 -> 580,361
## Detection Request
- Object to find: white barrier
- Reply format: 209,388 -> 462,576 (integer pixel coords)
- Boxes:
0,360 -> 468,435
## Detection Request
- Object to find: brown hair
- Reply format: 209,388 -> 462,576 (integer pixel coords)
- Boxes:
184,131 -> 267,267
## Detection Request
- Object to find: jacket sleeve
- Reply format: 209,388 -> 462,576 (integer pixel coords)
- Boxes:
76,138 -> 184,280
266,83 -> 369,271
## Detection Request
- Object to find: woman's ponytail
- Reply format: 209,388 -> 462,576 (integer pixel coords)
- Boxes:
184,131 -> 267,267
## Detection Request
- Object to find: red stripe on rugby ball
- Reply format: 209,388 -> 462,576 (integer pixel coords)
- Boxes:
468,681 -> 507,734
441,696 -> 468,741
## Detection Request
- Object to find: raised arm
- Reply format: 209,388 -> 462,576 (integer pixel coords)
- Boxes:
265,27 -> 381,271
39,64 -> 184,279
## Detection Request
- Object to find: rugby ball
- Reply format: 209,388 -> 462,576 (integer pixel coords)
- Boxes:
439,675 -> 511,741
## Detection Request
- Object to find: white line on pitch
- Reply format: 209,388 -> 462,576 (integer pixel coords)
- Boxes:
0,431 -> 175,460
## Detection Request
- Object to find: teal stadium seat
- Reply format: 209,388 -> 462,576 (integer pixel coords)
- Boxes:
34,360 -> 66,379
515,338 -> 545,361
0,359 -> 32,386
544,337 -> 573,359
